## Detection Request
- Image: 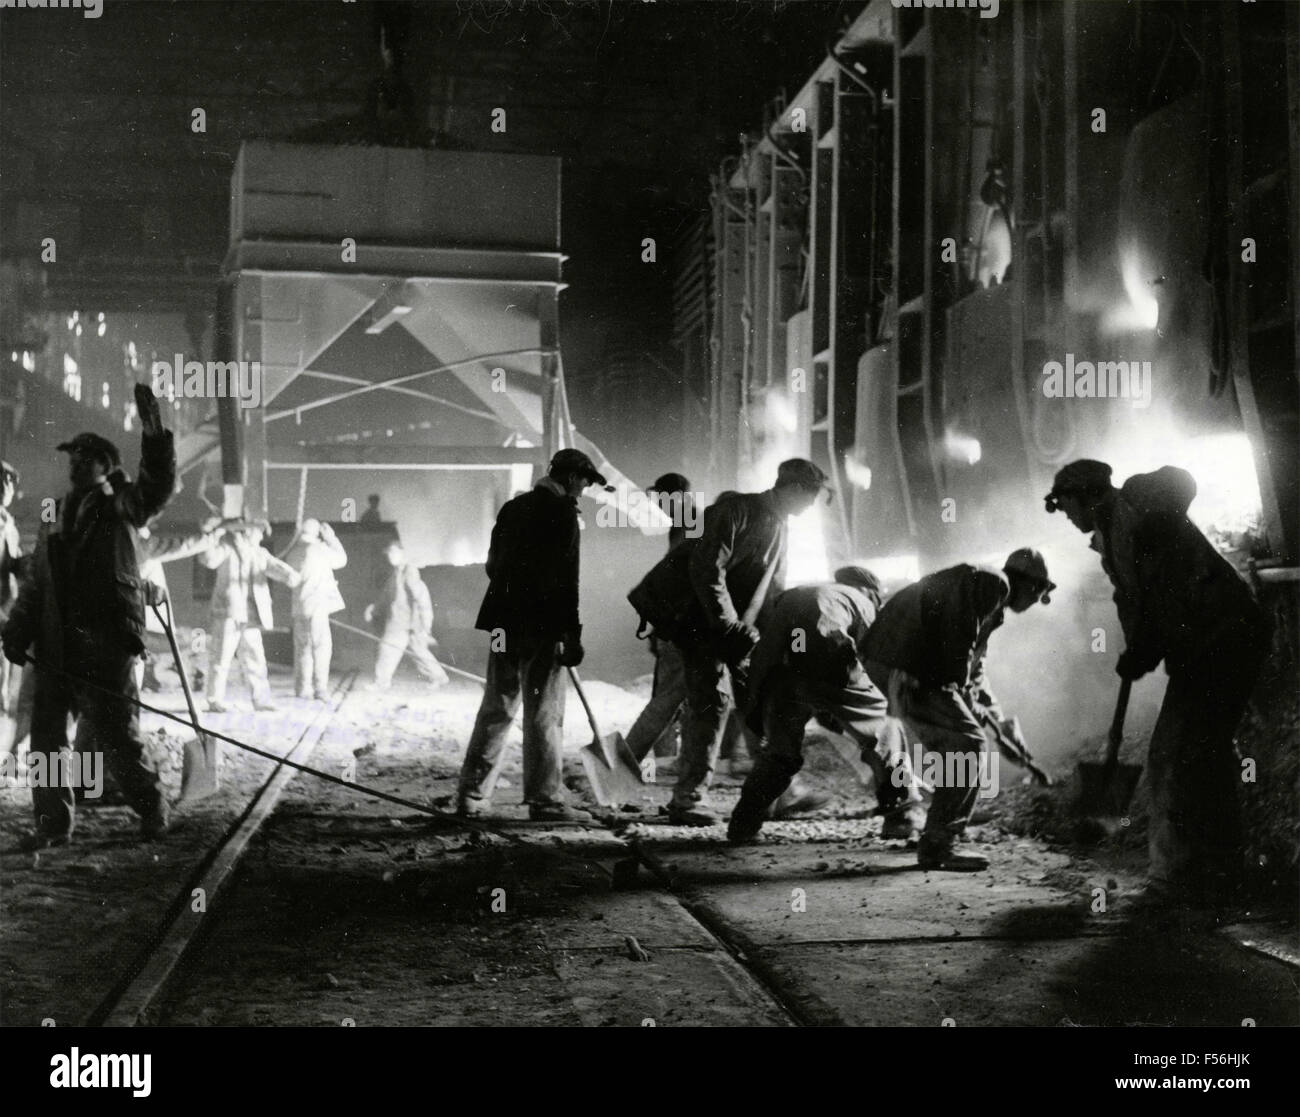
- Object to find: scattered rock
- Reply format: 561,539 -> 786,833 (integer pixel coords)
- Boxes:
624,935 -> 651,962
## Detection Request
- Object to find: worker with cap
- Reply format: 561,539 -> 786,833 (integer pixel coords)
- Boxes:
199,519 -> 300,713
623,472 -> 695,770
1,385 -> 177,847
860,548 -> 1055,870
0,461 -> 21,715
364,537 -> 448,690
282,517 -> 348,699
1046,459 -> 1270,903
728,565 -> 924,843
636,458 -> 830,826
456,448 -> 613,822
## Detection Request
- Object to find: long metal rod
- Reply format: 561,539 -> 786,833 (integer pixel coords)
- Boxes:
264,348 -> 556,422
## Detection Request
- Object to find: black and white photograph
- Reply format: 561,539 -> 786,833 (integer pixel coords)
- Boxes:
0,0 -> 1296,1067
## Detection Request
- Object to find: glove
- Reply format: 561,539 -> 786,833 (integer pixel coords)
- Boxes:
2,631 -> 27,667
556,634 -> 585,668
1116,649 -> 1154,681
717,620 -> 760,667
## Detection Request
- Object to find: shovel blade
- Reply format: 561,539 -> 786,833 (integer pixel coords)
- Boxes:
580,738 -> 644,808
179,733 -> 220,803
1077,761 -> 1141,817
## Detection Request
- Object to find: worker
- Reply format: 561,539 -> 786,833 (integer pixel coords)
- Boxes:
1,385 -> 176,847
0,461 -> 21,715
135,513 -> 224,692
358,494 -> 383,526
364,539 -> 448,689
1045,459 -> 1270,904
624,472 -> 694,770
199,520 -> 300,713
861,548 -> 1055,871
456,448 -> 610,823
283,518 -> 348,700
728,566 -> 924,843
629,458 -> 830,826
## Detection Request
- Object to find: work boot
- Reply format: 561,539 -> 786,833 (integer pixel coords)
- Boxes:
727,806 -> 764,844
665,803 -> 721,827
253,699 -> 279,712
917,838 -> 988,872
528,802 -> 593,824
769,777 -> 831,819
880,805 -> 926,841
140,802 -> 170,842
456,796 -> 490,819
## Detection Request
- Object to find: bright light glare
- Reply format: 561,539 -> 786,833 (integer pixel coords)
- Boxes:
1103,241 -> 1160,335
765,390 -> 798,435
844,455 -> 873,490
943,431 -> 982,465
785,502 -> 831,587
851,553 -> 920,587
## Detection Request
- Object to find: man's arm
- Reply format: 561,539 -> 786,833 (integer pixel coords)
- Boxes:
198,538 -> 231,569
321,525 -> 348,569
114,385 -> 176,528
144,527 -> 222,564
263,552 -> 301,587
1,530 -> 45,661
1115,516 -> 1174,678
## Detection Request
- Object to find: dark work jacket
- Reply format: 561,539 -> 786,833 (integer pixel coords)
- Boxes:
862,563 -> 1010,690
475,477 -> 580,639
3,431 -> 176,666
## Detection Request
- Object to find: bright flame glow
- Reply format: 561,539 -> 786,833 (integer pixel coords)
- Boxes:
785,502 -> 831,587
850,553 -> 921,587
844,455 -> 873,490
1103,241 -> 1160,335
765,389 -> 798,435
943,431 -> 982,465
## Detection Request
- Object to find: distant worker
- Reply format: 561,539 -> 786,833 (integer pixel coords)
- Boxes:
456,449 -> 611,822
284,518 -> 348,700
364,539 -> 448,690
200,520 -> 300,713
135,513 -> 224,692
729,566 -> 923,843
0,461 -> 21,715
624,472 -> 695,769
358,494 -> 383,526
1046,460 -> 1270,904
860,548 -> 1054,871
629,459 -> 830,826
1,385 -> 177,847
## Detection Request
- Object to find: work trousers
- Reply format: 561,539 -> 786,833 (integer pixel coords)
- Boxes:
29,650 -> 164,838
293,612 -> 333,696
210,618 -> 271,705
625,637 -> 686,762
458,632 -> 566,807
373,624 -> 449,688
671,639 -> 740,809
865,659 -> 985,854
734,671 -> 921,823
1147,654 -> 1262,896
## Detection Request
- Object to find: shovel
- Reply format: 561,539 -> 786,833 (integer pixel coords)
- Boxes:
1077,677 -> 1141,816
152,599 -> 219,803
569,667 -> 644,808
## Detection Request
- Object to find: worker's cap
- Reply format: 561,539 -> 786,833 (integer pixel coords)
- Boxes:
56,431 -> 121,469
550,448 -> 614,492
1044,459 -> 1113,512
834,565 -> 883,602
648,471 -> 691,496
300,517 -> 322,537
1003,547 -> 1056,603
775,458 -> 834,497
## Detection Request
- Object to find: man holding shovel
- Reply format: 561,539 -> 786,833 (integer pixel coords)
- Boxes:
456,449 -> 611,823
1046,459 -> 1270,904
1,385 -> 176,848
633,459 -> 828,827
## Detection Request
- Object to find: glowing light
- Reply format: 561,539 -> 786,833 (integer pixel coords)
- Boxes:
765,389 -> 799,435
785,501 -> 831,587
97,322 -> 106,338
943,431 -> 982,466
1103,241 -> 1159,335
844,455 -> 873,490
21,351 -> 34,372
851,553 -> 921,586
63,354 -> 77,374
